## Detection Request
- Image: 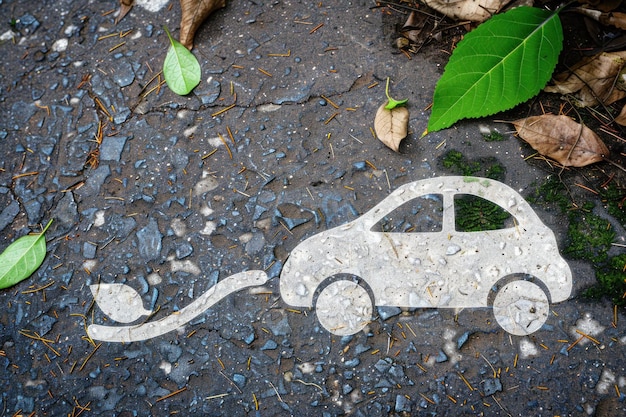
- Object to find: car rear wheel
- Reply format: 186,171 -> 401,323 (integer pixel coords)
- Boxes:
492,280 -> 549,336
315,280 -> 373,336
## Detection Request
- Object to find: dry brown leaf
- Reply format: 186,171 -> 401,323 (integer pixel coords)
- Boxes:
512,115 -> 609,167
374,104 -> 409,152
545,51 -> 626,107
422,0 -> 512,22
179,0 -> 227,50
115,0 -> 134,25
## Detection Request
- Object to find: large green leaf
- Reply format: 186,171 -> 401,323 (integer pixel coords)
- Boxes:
428,7 -> 563,132
0,219 -> 53,290
163,26 -> 201,96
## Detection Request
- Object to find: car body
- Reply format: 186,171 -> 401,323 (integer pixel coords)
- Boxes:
279,176 -> 572,334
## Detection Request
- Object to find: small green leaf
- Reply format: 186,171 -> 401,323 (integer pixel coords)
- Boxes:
384,77 -> 408,110
428,7 -> 563,132
0,219 -> 53,290
163,26 -> 201,96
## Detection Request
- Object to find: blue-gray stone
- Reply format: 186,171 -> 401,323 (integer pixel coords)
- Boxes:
30,314 -> 57,336
245,233 -> 265,255
435,350 -> 448,363
482,378 -> 502,396
80,165 -> 111,197
374,358 -> 392,374
136,218 -> 162,261
233,374 -> 247,389
261,340 -> 278,350
377,306 -> 401,321
113,60 -> 135,87
83,241 -> 97,259
100,136 -> 128,161
175,242 -> 194,259
457,331 -> 470,349
0,198 -> 19,231
344,358 -> 360,367
389,365 -> 405,379
395,394 -> 411,413
342,384 -> 353,395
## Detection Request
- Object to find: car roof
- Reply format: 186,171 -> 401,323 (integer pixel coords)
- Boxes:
367,176 -> 540,226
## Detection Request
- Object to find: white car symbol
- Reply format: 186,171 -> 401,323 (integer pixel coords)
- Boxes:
279,176 -> 572,336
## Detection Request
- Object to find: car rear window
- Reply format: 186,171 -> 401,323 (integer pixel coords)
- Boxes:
454,194 -> 515,232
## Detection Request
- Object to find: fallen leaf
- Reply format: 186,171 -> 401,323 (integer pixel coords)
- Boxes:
512,115 -> 609,167
115,0 -> 134,24
375,105 -> 409,152
180,0 -> 227,50
0,220 -> 53,290
545,51 -> 626,107
163,26 -> 201,95
90,283 -> 152,323
375,78 -> 410,152
423,0 -> 512,22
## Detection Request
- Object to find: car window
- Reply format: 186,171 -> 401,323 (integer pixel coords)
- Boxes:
454,194 -> 515,232
371,194 -> 443,233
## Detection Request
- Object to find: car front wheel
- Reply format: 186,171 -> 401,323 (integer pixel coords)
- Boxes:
315,280 -> 373,336
492,280 -> 550,336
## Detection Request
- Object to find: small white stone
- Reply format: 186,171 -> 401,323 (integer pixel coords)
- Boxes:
52,38 -> 68,52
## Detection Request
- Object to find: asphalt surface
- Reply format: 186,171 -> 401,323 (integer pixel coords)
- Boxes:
1,0 -> 626,416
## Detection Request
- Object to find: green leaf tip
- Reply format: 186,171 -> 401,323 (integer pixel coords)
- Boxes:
384,77 -> 408,110
0,219 -> 53,290
427,6 -> 563,132
162,25 -> 201,96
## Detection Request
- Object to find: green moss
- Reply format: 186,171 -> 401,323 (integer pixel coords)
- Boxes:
454,195 -> 512,232
565,209 -> 615,264
584,254 -> 626,306
482,131 -> 505,142
440,150 -> 505,180
526,176 -> 623,304
526,176 -> 571,211
601,183 -> 626,229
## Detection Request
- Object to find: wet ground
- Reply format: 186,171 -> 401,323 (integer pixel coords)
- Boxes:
1,0 -> 626,415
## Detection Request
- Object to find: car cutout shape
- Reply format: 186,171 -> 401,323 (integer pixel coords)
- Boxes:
87,176 -> 572,343
279,176 -> 573,336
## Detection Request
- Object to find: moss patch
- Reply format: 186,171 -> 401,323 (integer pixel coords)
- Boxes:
528,177 -> 624,304
440,150 -> 506,181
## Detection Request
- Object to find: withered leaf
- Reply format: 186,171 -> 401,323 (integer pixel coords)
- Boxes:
544,51 -> 626,107
512,115 -> 609,167
180,0 -> 227,50
115,0 -> 134,25
422,0 -> 512,22
374,103 -> 409,152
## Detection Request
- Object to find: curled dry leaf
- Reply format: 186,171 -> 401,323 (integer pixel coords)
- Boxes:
423,0 -> 512,22
180,0 -> 227,50
545,51 -> 626,107
374,104 -> 409,152
116,0 -> 134,24
512,115 -> 609,167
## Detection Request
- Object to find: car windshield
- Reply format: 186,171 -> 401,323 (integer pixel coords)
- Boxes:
371,194 -> 443,233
